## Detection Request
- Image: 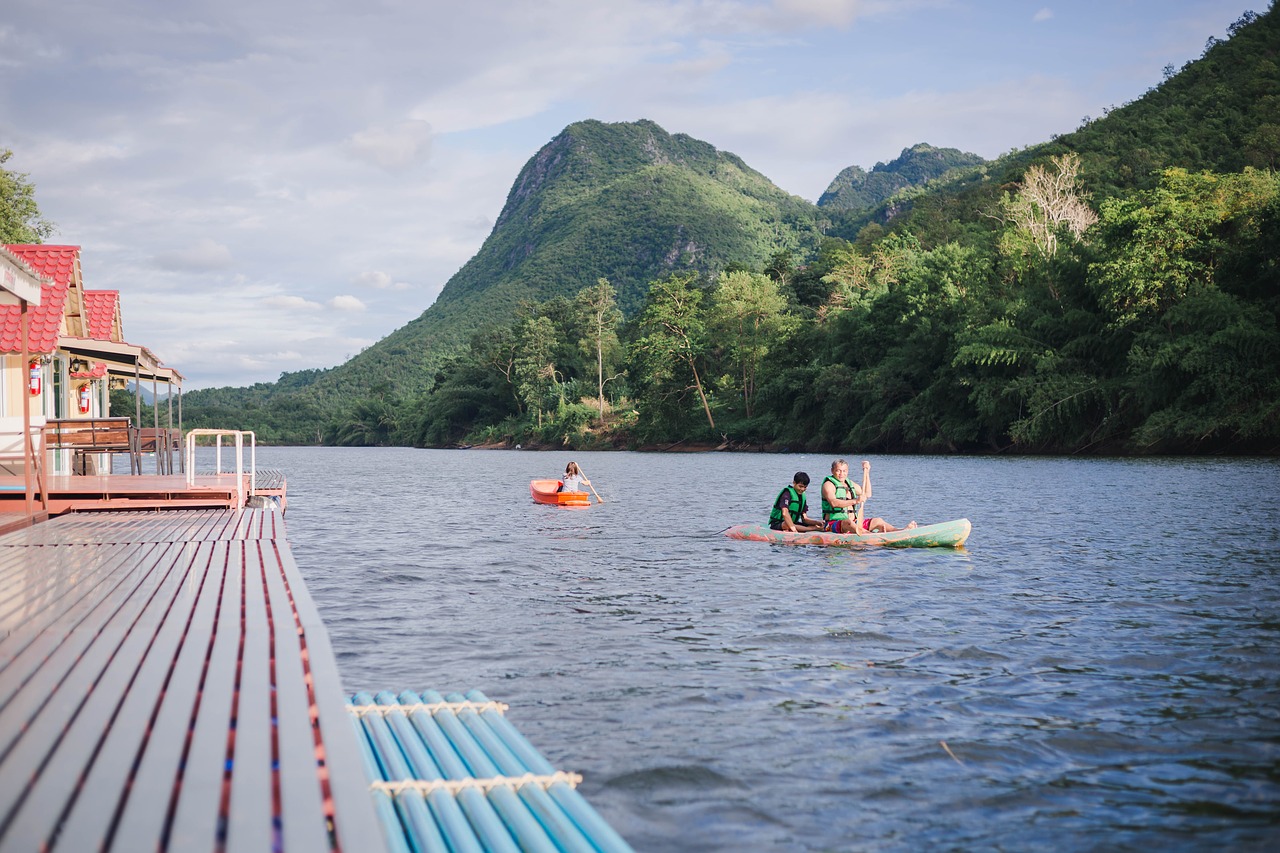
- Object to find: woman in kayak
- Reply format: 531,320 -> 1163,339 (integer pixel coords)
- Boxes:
558,461 -> 590,493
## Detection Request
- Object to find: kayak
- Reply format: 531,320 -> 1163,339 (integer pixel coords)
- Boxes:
724,518 -> 971,548
530,479 -> 590,507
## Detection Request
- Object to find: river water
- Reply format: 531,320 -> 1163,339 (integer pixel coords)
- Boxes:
251,447 -> 1279,851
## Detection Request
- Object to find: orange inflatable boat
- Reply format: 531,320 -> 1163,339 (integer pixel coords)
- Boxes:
530,479 -> 591,507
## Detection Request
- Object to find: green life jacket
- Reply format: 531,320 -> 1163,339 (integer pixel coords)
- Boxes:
769,485 -> 806,525
821,476 -> 859,520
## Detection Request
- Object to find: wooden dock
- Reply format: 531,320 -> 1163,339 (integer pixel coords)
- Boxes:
0,466 -> 632,851
0,506 -> 387,852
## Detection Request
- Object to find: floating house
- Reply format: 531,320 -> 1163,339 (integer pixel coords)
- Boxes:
0,244 -> 183,488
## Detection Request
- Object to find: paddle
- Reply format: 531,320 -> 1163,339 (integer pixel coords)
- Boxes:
577,466 -> 605,503
855,460 -> 870,534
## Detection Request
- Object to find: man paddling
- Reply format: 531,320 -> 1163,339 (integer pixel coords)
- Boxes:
820,459 -> 915,534
769,472 -> 825,532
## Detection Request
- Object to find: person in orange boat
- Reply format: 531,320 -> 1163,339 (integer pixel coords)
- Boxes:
820,459 -> 916,534
558,461 -> 590,493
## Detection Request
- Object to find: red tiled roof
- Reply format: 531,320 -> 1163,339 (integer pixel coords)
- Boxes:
83,290 -> 120,340
0,245 -> 79,354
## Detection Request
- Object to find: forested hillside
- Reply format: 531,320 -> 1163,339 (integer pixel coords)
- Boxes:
180,6 -> 1279,453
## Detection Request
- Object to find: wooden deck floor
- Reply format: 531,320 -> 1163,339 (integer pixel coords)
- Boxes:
0,507 -> 387,852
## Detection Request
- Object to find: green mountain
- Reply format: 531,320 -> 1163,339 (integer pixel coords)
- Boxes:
816,143 -> 986,214
300,119 -> 826,401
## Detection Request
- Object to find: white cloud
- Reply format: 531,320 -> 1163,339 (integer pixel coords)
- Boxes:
354,271 -> 411,291
355,270 -> 392,289
328,294 -> 366,311
666,40 -> 735,77
17,137 -> 130,171
1034,8 -> 1053,23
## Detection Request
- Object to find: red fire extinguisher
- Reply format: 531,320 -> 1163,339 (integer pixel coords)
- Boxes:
79,383 -> 92,414
28,360 -> 41,396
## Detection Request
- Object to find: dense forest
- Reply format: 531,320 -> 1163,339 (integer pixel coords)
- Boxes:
8,7 -> 1279,454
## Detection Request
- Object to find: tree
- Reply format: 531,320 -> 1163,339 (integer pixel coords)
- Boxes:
819,233 -> 918,317
1088,167 -> 1280,450
576,279 -> 623,422
1089,167 -> 1280,327
1243,123 -> 1280,170
1125,289 -> 1280,451
764,250 -> 795,292
633,274 -> 716,432
0,150 -> 55,243
709,270 -> 794,418
332,384 -> 399,446
1000,152 -> 1097,262
474,324 -> 523,412
410,353 -> 518,446
513,316 -> 560,426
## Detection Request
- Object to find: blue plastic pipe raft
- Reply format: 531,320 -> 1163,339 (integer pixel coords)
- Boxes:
347,689 -> 632,853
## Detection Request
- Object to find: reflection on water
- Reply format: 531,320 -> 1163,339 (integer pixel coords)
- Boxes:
257,447 -> 1280,851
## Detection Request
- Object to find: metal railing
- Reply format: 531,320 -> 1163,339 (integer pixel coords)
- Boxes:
185,429 -> 257,507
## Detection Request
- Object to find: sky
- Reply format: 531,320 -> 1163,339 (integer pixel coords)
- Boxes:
0,0 -> 1256,389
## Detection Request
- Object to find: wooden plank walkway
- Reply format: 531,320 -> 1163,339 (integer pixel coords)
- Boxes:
0,507 -> 387,852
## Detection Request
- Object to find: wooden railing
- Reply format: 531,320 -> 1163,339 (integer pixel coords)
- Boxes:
44,417 -> 140,474
40,419 -> 185,475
